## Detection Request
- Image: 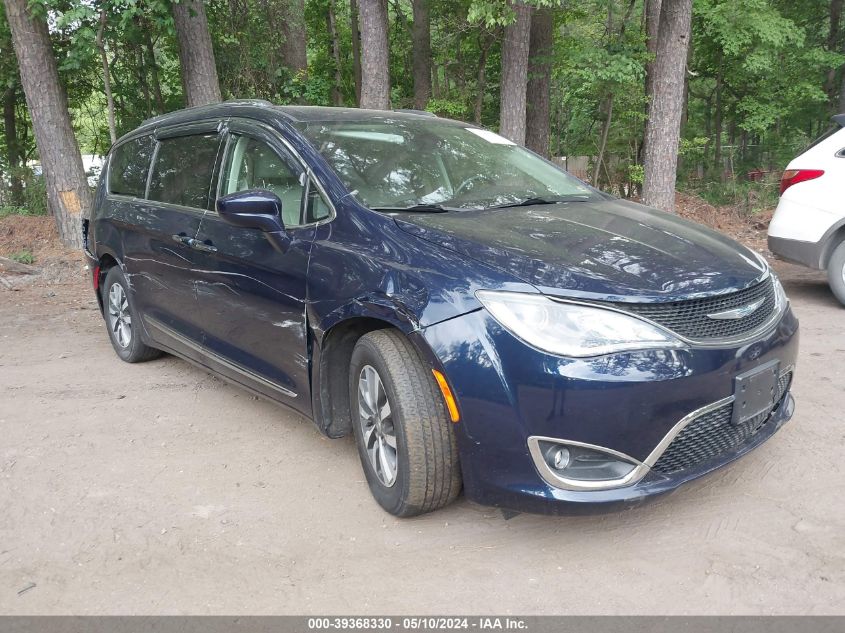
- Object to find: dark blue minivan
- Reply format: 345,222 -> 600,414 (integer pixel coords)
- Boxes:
84,101 -> 799,516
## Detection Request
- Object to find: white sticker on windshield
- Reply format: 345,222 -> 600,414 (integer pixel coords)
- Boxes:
465,128 -> 516,145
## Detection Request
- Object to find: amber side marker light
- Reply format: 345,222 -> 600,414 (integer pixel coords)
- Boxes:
432,369 -> 460,423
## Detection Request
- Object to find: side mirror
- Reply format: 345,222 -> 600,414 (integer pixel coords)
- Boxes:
216,189 -> 290,252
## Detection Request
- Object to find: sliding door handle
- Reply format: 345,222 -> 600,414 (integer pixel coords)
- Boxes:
187,238 -> 218,253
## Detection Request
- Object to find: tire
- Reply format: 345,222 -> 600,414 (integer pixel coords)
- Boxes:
349,329 -> 461,517
102,266 -> 162,363
827,239 -> 845,307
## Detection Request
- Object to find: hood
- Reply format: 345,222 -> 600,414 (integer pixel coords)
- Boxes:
394,198 -> 767,302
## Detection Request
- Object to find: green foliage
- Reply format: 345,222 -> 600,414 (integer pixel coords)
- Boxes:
679,137 -> 710,160
467,0 -> 564,27
426,98 -> 470,119
684,179 -> 780,214
21,174 -> 49,216
0,174 -> 49,217
628,163 -> 644,186
282,71 -> 334,106
8,250 -> 34,264
685,0 -> 844,183
1,0 -> 844,212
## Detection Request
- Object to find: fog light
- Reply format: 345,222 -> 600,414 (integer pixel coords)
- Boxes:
545,445 -> 571,470
530,437 -> 643,491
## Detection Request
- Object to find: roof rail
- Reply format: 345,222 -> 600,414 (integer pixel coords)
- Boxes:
139,99 -> 275,128
393,108 -> 437,117
832,113 -> 845,127
222,99 -> 275,108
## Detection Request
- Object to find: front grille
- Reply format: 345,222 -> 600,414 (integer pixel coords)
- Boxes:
652,371 -> 792,475
619,277 -> 777,342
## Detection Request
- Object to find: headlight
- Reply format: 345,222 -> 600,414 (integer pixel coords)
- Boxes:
475,290 -> 684,358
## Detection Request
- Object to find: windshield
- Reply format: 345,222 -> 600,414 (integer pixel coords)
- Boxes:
295,118 -> 600,210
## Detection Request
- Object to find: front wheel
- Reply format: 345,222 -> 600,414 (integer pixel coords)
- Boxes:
349,330 -> 461,517
103,266 -> 162,363
827,239 -> 845,307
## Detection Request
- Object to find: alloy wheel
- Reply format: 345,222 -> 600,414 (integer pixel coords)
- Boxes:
107,283 -> 132,349
357,364 -> 398,487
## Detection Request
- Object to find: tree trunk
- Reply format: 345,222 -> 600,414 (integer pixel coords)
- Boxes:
3,86 -> 23,206
593,94 -> 614,185
350,0 -> 363,105
391,0 -> 413,81
714,59 -> 723,177
525,6 -> 553,157
3,0 -> 92,248
134,31 -> 152,118
327,0 -> 344,105
455,33 -> 466,91
499,1 -> 532,144
279,0 -> 307,76
172,0 -> 222,107
642,0 -> 692,212
359,0 -> 390,109
826,0 -> 843,103
411,0 -> 432,109
644,0 -> 662,118
95,10 -> 118,144
840,71 -> 845,114
474,34 -> 492,124
144,26 -> 165,113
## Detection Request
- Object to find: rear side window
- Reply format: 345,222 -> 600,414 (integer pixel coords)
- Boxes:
108,136 -> 155,197
148,133 -> 221,210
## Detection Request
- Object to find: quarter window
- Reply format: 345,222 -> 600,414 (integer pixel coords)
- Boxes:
148,133 -> 221,210
305,181 -> 332,223
108,135 -> 155,198
222,135 -> 305,226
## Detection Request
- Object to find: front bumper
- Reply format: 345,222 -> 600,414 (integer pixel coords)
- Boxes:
421,304 -> 799,515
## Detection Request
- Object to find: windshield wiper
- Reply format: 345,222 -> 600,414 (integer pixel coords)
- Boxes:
370,203 -> 456,213
488,195 -> 590,209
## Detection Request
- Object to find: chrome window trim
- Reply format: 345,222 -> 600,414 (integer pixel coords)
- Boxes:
528,364 -> 794,492
104,116 -> 337,229
104,192 -> 148,205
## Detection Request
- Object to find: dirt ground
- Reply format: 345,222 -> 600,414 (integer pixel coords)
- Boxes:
1,212 -> 844,614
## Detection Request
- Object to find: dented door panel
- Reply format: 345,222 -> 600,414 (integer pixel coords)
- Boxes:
190,215 -> 315,415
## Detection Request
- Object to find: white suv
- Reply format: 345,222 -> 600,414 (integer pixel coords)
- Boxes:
768,114 -> 845,305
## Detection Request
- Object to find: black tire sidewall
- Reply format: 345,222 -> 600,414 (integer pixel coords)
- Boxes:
103,267 -> 146,362
349,338 -> 411,516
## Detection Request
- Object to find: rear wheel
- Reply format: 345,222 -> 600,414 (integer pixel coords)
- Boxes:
103,266 -> 161,363
349,330 -> 461,517
827,239 -> 845,307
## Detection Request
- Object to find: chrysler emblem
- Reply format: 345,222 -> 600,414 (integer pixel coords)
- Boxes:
706,298 -> 765,320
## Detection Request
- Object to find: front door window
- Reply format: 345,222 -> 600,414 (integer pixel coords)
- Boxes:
222,135 -> 305,227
